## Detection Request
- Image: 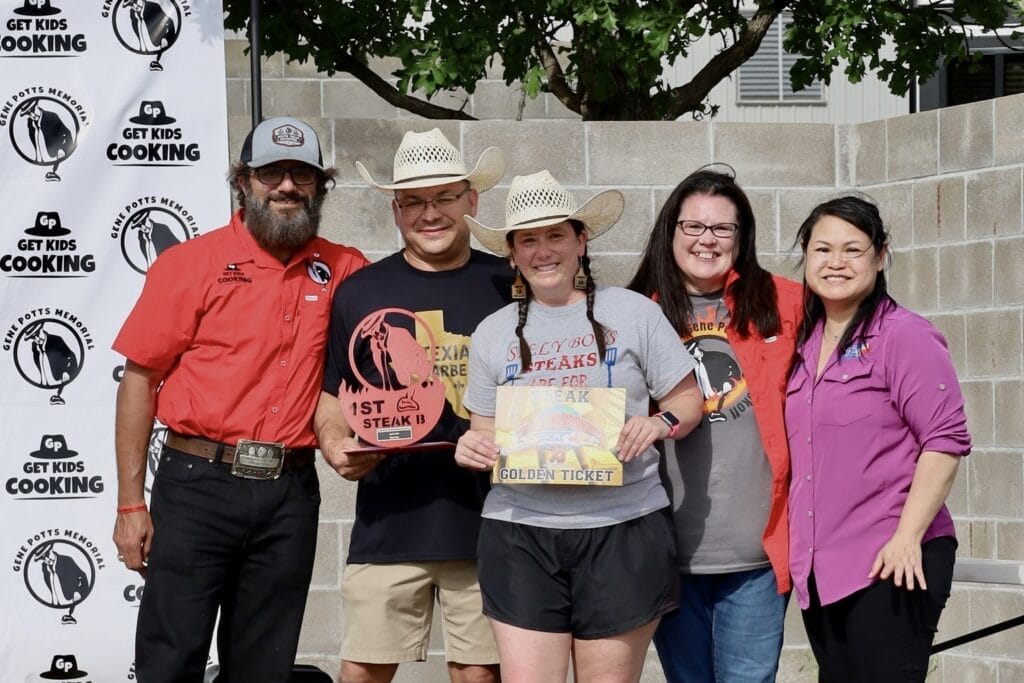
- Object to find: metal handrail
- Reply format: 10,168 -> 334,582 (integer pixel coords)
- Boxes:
931,559 -> 1024,653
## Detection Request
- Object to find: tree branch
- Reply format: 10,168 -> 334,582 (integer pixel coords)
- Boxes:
534,37 -> 581,113
661,6 -> 782,119
331,52 -> 476,120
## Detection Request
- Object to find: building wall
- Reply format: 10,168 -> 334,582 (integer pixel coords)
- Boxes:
662,36 -> 909,125
223,39 -> 1024,681
224,37 -> 908,125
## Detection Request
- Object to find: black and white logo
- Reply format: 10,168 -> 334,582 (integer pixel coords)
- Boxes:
2,210 -> 97,278
111,195 -> 198,273
13,529 -> 105,625
307,258 -> 332,285
30,653 -> 93,681
5,434 -> 105,501
146,422 -> 166,493
0,87 -> 88,181
106,0 -> 189,71
106,99 -> 200,166
1,0 -> 88,58
4,308 -> 94,405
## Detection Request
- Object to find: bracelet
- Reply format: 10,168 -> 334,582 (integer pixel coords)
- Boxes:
117,504 -> 148,515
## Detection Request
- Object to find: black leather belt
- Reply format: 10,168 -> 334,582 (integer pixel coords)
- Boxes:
165,432 -> 314,470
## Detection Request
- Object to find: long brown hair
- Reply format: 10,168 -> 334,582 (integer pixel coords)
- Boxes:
628,169 -> 780,339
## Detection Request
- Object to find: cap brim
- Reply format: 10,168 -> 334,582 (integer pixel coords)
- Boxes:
467,189 -> 624,256
246,150 -> 325,171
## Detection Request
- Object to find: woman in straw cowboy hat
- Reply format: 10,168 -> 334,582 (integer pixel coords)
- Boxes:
455,170 -> 703,682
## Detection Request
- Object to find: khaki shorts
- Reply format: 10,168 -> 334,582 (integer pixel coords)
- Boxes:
341,560 -> 499,665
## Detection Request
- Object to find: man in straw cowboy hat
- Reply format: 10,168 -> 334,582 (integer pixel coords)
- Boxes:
113,116 -> 368,682
454,170 -> 703,682
314,128 -> 508,683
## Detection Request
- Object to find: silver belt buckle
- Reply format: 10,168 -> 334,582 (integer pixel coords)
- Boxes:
231,439 -> 285,480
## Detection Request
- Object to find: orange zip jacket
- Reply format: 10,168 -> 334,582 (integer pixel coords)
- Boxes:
723,271 -> 803,594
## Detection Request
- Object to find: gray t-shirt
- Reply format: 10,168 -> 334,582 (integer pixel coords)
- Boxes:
464,286 -> 695,529
661,291 -> 773,573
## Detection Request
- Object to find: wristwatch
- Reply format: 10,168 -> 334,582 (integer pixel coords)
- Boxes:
655,411 -> 681,439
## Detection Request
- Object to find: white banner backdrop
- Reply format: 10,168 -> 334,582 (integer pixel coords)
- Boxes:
0,1 -> 230,679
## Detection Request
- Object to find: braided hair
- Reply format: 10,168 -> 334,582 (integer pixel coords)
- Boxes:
510,220 -> 606,374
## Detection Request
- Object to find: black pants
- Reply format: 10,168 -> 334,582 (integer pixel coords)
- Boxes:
802,537 -> 957,683
135,447 -> 320,683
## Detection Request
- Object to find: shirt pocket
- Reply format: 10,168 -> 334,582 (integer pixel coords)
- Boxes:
300,288 -> 332,358
784,372 -> 809,439
817,361 -> 875,426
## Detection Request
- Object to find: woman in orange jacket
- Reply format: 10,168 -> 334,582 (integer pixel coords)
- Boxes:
629,167 -> 802,683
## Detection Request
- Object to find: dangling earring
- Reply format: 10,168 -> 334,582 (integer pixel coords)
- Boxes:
573,259 -> 588,290
511,267 -> 526,300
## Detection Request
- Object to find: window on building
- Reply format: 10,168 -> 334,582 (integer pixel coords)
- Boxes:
737,14 -> 824,104
919,31 -> 1024,111
947,52 -> 1024,105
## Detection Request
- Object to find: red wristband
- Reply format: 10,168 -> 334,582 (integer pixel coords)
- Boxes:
117,504 -> 148,515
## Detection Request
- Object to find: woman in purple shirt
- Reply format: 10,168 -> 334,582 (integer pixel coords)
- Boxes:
785,196 -> 971,681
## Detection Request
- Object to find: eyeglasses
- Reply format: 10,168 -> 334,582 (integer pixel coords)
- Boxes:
251,166 -> 319,186
810,245 -> 874,262
395,186 -> 471,217
676,220 -> 739,238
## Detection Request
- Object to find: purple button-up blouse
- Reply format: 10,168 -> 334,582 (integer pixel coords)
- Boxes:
784,300 -> 971,609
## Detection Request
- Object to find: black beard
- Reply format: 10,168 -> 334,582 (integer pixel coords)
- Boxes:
245,188 -> 323,253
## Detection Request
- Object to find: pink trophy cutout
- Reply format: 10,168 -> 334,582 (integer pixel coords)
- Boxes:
339,308 -> 450,452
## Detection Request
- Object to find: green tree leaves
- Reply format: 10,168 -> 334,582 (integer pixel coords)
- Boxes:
223,0 -> 1021,120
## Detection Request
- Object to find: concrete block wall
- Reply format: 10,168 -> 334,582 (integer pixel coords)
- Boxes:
224,39 -> 1024,680
225,39 -> 579,123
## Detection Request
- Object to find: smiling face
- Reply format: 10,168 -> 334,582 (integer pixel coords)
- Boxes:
239,160 -> 323,258
392,180 -> 478,272
509,221 -> 587,307
804,214 -> 885,316
672,193 -> 739,294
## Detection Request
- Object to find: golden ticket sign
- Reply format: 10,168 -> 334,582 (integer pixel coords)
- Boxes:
493,386 -> 626,486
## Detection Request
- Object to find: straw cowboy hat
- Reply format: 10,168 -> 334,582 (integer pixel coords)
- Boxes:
356,128 -> 504,193
466,170 -> 624,256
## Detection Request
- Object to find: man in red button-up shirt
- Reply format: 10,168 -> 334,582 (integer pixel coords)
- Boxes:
111,117 -> 367,683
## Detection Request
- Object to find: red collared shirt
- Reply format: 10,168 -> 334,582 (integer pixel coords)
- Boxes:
785,300 -> 971,608
114,210 -> 368,447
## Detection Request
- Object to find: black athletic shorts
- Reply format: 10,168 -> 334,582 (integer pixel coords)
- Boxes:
477,509 -> 678,639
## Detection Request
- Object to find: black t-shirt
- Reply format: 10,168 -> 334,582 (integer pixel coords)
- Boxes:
323,249 -> 513,562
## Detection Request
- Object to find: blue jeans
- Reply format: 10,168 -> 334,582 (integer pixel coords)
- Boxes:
653,567 -> 786,683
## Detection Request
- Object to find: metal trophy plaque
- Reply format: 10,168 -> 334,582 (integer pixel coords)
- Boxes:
339,308 -> 450,453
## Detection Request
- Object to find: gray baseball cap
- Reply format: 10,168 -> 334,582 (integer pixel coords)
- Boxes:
240,116 -> 324,170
